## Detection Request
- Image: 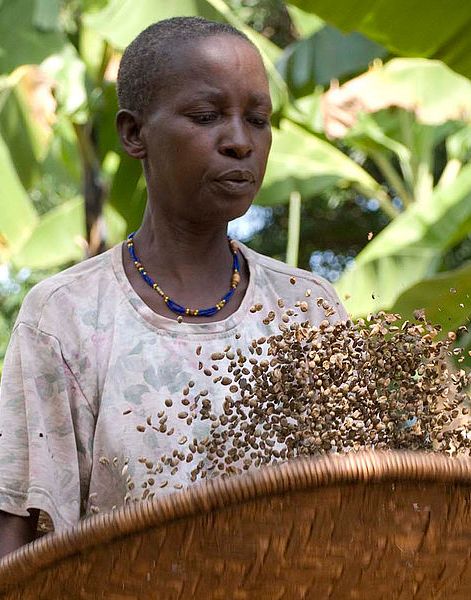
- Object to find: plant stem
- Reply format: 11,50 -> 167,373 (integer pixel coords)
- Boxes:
437,158 -> 462,189
370,150 -> 413,207
286,191 -> 301,267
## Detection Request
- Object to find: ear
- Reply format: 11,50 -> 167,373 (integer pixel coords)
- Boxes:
116,109 -> 147,159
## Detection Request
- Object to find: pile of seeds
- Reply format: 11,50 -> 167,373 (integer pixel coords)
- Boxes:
126,298 -> 471,501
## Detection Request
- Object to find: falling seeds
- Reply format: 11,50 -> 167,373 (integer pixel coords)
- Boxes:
121,296 -> 471,504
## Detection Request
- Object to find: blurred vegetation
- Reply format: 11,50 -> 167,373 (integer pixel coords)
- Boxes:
0,0 -> 471,373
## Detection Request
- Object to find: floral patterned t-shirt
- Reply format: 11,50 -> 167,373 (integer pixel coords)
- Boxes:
0,242 -> 347,531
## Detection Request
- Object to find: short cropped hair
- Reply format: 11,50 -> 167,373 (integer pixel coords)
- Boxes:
117,16 -> 254,115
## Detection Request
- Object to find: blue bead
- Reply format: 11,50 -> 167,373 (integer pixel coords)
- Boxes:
167,299 -> 185,314
222,289 -> 235,302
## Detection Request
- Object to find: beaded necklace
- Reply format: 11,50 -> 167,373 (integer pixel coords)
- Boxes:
126,232 -> 241,317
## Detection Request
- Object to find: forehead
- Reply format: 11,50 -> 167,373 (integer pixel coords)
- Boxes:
155,35 -> 271,107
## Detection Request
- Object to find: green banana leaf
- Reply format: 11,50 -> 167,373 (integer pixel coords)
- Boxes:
336,163 -> 471,316
0,81 -> 44,190
323,58 -> 471,125
277,25 -> 386,97
40,44 -> 87,120
256,120 -> 384,205
0,134 -> 38,262
12,198 -> 126,269
392,260 -> 471,334
12,197 -> 86,268
0,0 -> 66,74
289,0 -> 471,81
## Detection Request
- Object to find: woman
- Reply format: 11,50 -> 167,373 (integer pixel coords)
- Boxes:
0,17 -> 347,557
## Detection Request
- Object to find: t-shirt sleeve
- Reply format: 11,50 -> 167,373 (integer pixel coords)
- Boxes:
0,322 -> 96,531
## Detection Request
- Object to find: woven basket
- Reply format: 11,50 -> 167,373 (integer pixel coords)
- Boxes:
1,451 -> 471,599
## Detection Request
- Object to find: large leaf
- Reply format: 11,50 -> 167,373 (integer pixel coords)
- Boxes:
0,65 -> 56,189
277,25 -> 386,97
257,120 -> 383,205
0,83 -> 40,189
289,0 -> 471,81
0,134 -> 38,263
12,197 -> 86,269
322,58 -> 471,127
12,198 -> 127,269
40,44 -> 87,119
336,163 -> 471,316
392,261 -> 471,334
0,0 -> 65,74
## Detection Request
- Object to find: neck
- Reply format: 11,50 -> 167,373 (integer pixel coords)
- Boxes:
132,206 -> 233,285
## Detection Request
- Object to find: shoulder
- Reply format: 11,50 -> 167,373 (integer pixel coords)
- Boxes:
239,243 -> 348,320
15,245 -> 118,332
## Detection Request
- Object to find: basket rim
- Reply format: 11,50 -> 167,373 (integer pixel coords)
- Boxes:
1,450 -> 471,588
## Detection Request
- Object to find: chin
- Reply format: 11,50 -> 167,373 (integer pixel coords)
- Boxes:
197,195 -> 254,224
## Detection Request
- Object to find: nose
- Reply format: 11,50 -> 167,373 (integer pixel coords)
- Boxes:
218,117 -> 253,160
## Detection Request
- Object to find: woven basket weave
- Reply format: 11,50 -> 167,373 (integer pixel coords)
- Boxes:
1,450 -> 471,599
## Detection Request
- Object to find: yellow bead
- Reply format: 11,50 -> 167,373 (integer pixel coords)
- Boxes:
194,310 -> 199,316
185,308 -> 190,315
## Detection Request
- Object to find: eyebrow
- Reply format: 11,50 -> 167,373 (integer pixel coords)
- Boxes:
185,89 -> 272,109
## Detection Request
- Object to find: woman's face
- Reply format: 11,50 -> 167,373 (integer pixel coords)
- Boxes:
139,34 -> 272,225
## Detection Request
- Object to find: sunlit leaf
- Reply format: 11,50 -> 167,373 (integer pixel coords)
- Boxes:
0,133 -> 38,263
391,260 -> 471,333
285,4 -> 324,38
336,163 -> 471,316
12,197 -> 85,269
41,44 -> 87,119
322,58 -> 471,128
257,120 -> 383,205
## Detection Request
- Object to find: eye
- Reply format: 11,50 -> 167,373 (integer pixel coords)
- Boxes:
247,115 -> 270,128
188,112 -> 219,124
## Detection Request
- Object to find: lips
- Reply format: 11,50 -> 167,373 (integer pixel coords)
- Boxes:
215,169 -> 256,184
